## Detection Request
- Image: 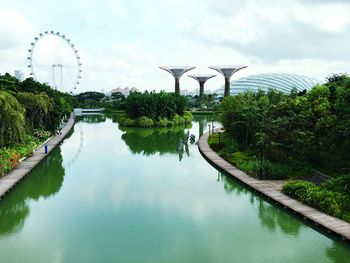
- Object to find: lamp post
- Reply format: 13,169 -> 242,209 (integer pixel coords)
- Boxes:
211,118 -> 214,134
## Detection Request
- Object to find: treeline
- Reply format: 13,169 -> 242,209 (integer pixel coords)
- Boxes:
0,73 -> 74,147
0,73 -> 74,176
119,91 -> 192,127
220,74 -> 350,176
125,91 -> 188,120
74,91 -> 126,110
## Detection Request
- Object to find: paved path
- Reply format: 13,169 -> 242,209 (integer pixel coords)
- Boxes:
0,114 -> 75,199
198,132 -> 350,242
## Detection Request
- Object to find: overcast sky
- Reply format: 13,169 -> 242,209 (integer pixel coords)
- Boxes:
0,0 -> 349,93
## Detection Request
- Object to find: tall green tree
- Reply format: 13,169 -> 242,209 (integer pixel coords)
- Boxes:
0,91 -> 26,147
16,92 -> 53,131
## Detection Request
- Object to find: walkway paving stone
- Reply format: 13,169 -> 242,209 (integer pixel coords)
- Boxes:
198,131 -> 350,241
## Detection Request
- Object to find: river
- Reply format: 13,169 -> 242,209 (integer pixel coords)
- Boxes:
0,114 -> 349,263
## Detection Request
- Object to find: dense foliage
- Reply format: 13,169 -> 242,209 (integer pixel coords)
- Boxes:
208,132 -> 308,179
0,135 -> 47,176
125,91 -> 188,120
187,94 -> 219,111
0,91 -> 26,146
282,177 -> 350,222
119,91 -> 192,127
74,91 -> 127,111
75,91 -> 106,108
0,73 -> 74,176
219,74 -> 350,177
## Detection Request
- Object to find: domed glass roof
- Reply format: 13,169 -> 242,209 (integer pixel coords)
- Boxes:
216,73 -> 319,96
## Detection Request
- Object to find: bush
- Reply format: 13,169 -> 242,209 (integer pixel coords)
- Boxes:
321,174 -> 350,195
136,116 -> 154,127
33,129 -> 51,140
183,112 -> 193,124
172,114 -> 185,125
156,117 -> 170,127
234,159 -> 308,180
0,135 -> 40,176
118,116 -> 135,127
282,180 -> 350,222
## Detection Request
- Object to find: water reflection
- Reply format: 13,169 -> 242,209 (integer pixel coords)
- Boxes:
326,244 -> 350,263
76,114 -> 106,123
192,114 -> 220,137
257,199 -> 303,236
218,173 -> 303,236
120,125 -> 192,159
0,147 -> 65,237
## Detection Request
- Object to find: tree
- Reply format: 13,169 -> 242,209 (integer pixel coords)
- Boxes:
0,91 -> 26,147
0,73 -> 18,93
16,92 -> 53,131
125,91 -> 189,120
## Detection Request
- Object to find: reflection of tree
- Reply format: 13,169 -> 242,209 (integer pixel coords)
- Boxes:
192,114 -> 219,137
0,147 -> 65,236
120,125 -> 191,156
76,114 -> 106,123
257,199 -> 302,236
326,243 -> 350,263
219,173 -> 248,197
219,173 -> 303,237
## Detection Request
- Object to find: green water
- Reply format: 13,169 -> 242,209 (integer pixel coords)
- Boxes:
0,114 -> 349,263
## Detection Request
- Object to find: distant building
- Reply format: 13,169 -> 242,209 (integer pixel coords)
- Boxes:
14,70 -> 24,81
181,88 -> 199,96
111,86 -> 139,97
215,73 -> 319,97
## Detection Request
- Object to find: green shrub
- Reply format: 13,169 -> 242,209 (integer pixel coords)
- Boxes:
183,112 -> 193,124
0,135 -> 41,176
33,129 -> 51,140
118,111 -> 191,128
118,115 -> 135,127
156,117 -> 170,127
237,160 -> 303,180
136,116 -> 154,127
172,114 -> 185,125
321,174 -> 350,195
282,180 -> 350,222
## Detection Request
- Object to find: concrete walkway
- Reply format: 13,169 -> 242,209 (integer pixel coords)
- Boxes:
198,131 -> 350,242
0,114 -> 75,199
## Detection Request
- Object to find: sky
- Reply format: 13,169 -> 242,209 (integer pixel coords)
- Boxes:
0,0 -> 349,94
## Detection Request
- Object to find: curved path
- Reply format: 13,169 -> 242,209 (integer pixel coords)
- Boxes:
0,114 -> 75,199
198,131 -> 350,242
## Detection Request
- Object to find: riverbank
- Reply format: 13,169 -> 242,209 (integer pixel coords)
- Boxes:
198,131 -> 350,241
0,113 -> 75,200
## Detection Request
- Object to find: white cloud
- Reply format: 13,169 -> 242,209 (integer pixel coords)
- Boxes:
0,10 -> 35,49
296,3 -> 350,33
0,0 -> 349,92
0,10 -> 35,76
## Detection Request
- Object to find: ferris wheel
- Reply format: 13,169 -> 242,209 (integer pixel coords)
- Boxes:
27,31 -> 82,93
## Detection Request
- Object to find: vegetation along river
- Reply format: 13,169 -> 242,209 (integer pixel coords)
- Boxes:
0,114 -> 349,263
